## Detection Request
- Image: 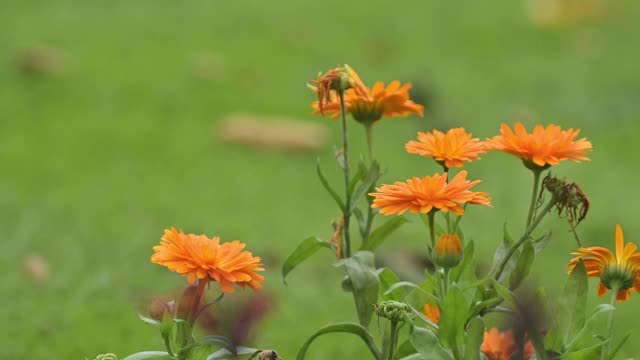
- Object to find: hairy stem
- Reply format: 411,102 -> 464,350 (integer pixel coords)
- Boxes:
338,90 -> 352,258
525,169 -> 542,229
601,289 -> 618,360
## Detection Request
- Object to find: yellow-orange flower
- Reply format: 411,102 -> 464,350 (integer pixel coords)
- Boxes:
568,224 -> 640,302
309,65 -> 368,116
151,227 -> 265,293
369,170 -> 491,216
406,128 -> 488,169
311,78 -> 423,124
486,122 -> 592,168
422,304 -> 440,324
481,328 -> 535,360
433,233 -> 464,269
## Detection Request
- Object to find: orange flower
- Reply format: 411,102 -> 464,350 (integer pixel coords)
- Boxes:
406,128 -> 488,169
568,224 -> 640,302
311,78 -> 423,124
309,65 -> 368,116
151,227 -> 265,293
481,328 -> 535,360
433,233 -> 464,269
486,122 -> 592,168
422,304 -> 440,324
369,170 -> 491,216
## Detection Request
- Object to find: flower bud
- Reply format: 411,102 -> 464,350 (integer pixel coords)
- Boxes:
95,354 -> 118,360
432,233 -> 463,269
373,300 -> 413,322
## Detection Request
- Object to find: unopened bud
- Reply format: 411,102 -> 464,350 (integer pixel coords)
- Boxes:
373,300 -> 413,322
432,233 -> 463,269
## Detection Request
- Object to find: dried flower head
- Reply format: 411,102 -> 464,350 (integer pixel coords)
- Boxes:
481,328 -> 535,360
568,225 -> 640,302
486,122 -> 592,169
308,64 -> 367,115
151,227 -> 265,293
541,174 -> 590,245
406,128 -> 488,169
369,171 -> 491,216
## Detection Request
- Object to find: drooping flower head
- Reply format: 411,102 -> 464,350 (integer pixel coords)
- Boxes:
422,304 -> 440,325
308,65 -> 367,116
406,127 -> 488,169
433,233 -> 464,269
310,68 -> 423,125
369,170 -> 491,216
151,227 -> 265,293
568,224 -> 640,302
481,328 -> 535,360
486,122 -> 592,170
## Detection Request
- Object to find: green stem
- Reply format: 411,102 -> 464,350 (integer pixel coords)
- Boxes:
338,90 -> 352,258
387,320 -> 399,360
365,124 -> 375,162
494,198 -> 556,281
525,169 -> 542,229
163,333 -> 175,357
428,211 -> 436,249
601,289 -> 618,360
529,331 -> 548,360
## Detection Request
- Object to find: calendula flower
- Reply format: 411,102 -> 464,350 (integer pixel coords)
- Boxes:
311,77 -> 423,125
308,65 -> 368,115
567,224 -> 640,302
151,227 -> 265,293
422,304 -> 440,324
433,233 -> 464,269
486,122 -> 592,169
406,128 -> 488,169
369,170 -> 491,216
481,328 -> 535,360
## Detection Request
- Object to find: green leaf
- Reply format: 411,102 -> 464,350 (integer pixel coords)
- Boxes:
566,304 -> 615,352
316,159 -> 346,212
450,240 -> 475,283
508,240 -> 534,290
335,251 -> 380,327
121,352 -> 172,360
206,346 -> 257,360
378,268 -> 405,301
351,161 -> 380,211
353,207 -> 367,238
491,279 -> 516,307
438,286 -> 468,349
565,339 -> 609,360
384,281 -> 437,302
394,339 -> 417,360
137,314 -> 161,327
607,330 -> 632,360
463,317 -> 485,360
282,236 -> 332,285
361,216 -> 409,251
178,336 -> 233,357
296,322 -> 381,360
490,223 -> 519,282
410,327 -> 454,360
561,259 -> 588,340
533,231 -> 552,254
348,160 -> 366,194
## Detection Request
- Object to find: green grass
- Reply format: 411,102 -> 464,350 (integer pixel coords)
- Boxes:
2,0 -> 640,358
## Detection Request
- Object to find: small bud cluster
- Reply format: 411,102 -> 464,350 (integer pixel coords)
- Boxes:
373,300 -> 414,322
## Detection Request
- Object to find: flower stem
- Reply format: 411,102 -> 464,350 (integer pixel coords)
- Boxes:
338,90 -> 352,258
428,211 -> 436,249
601,289 -> 618,360
163,333 -> 175,357
387,320 -> 399,360
494,197 -> 556,281
525,169 -> 542,229
365,123 -> 375,162
529,331 -> 548,360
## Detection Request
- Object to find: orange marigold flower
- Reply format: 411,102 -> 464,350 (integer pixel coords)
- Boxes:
311,77 -> 424,125
151,227 -> 265,293
369,170 -> 491,216
422,304 -> 440,324
433,233 -> 464,269
308,64 -> 368,116
567,224 -> 640,302
481,328 -> 535,360
486,122 -> 592,169
406,128 -> 488,169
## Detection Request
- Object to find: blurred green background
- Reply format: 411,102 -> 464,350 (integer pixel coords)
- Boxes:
2,0 -> 640,358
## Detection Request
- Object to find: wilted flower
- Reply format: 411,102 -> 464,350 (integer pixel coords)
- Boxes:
486,122 -> 592,169
481,328 -> 535,360
406,128 -> 487,169
308,65 -> 367,115
369,171 -> 491,216
432,233 -> 463,269
542,174 -> 590,245
151,227 -> 264,293
568,225 -> 640,302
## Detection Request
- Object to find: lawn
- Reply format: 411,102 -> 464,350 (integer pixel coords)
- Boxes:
2,0 -> 640,358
